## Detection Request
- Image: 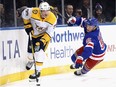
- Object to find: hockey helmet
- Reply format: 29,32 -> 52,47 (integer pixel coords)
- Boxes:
86,17 -> 98,26
39,2 -> 50,10
95,3 -> 102,11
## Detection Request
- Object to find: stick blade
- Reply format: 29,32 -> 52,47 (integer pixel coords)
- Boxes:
29,78 -> 41,86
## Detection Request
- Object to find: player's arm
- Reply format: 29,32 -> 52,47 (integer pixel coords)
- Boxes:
35,23 -> 56,51
75,38 -> 96,68
22,8 -> 33,35
67,16 -> 86,27
40,21 -> 56,45
40,13 -> 57,45
81,41 -> 94,60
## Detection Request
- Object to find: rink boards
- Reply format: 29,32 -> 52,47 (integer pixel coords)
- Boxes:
0,25 -> 116,85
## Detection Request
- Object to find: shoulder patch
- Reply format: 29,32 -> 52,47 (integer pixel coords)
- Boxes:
32,10 -> 38,14
86,38 -> 92,44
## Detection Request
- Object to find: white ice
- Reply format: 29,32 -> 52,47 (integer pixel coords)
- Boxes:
1,68 -> 116,87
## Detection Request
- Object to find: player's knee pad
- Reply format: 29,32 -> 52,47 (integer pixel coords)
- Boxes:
34,49 -> 47,62
35,45 -> 40,52
71,54 -> 77,63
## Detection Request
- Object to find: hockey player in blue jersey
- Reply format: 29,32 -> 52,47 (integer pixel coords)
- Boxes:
67,17 -> 107,76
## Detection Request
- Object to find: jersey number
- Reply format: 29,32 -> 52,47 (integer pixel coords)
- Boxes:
98,32 -> 105,50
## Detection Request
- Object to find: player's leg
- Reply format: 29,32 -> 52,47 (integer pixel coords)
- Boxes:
70,46 -> 84,69
74,58 -> 103,76
29,40 -> 49,79
26,36 -> 35,70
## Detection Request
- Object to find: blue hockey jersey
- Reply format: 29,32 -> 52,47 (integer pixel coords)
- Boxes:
72,17 -> 107,61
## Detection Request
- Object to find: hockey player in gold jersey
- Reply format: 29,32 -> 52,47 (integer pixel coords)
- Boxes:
22,2 -> 57,80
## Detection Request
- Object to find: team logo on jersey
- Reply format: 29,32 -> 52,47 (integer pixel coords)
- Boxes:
32,10 -> 38,14
86,38 -> 92,44
35,23 -> 46,31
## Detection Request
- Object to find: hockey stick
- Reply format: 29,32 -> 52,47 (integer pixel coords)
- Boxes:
50,6 -> 66,19
57,11 -> 66,19
29,33 -> 40,86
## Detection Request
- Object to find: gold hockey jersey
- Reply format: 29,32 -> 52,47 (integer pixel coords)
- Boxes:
22,7 -> 57,38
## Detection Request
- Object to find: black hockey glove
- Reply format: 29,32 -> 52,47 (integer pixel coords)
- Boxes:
35,32 -> 51,51
25,27 -> 33,35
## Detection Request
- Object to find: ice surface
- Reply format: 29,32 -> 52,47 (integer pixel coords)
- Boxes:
1,68 -> 116,87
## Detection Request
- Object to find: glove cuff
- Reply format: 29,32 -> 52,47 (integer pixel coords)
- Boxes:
76,56 -> 83,64
25,27 -> 33,35
77,56 -> 83,60
76,59 -> 83,64
67,16 -> 76,24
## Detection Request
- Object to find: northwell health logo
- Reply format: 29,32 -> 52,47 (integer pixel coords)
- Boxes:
51,30 -> 84,43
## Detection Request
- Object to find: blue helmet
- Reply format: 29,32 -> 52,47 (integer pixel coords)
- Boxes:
86,17 -> 98,26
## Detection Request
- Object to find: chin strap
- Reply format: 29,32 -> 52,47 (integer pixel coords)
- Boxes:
92,26 -> 98,31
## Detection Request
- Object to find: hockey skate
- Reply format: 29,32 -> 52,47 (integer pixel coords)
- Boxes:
29,71 -> 41,82
70,64 -> 76,69
26,61 -> 34,70
74,69 -> 82,76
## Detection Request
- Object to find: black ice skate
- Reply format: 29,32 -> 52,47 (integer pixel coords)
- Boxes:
74,70 -> 82,76
26,61 -> 34,70
29,71 -> 41,80
70,64 -> 76,69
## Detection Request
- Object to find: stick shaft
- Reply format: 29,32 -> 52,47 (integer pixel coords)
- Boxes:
29,33 -> 38,82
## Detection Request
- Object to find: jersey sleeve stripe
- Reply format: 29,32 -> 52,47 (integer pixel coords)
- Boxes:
89,52 -> 106,60
24,24 -> 32,29
24,22 -> 31,25
92,52 -> 106,57
85,42 -> 94,49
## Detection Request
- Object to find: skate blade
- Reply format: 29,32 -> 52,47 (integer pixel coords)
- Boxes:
29,79 -> 40,86
29,79 -> 36,82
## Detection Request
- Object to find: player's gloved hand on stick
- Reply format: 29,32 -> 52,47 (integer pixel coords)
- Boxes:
75,56 -> 83,68
25,27 -> 33,35
67,16 -> 76,24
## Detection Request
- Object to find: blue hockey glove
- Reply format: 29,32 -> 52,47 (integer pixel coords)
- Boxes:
67,16 -> 76,24
75,56 -> 83,68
